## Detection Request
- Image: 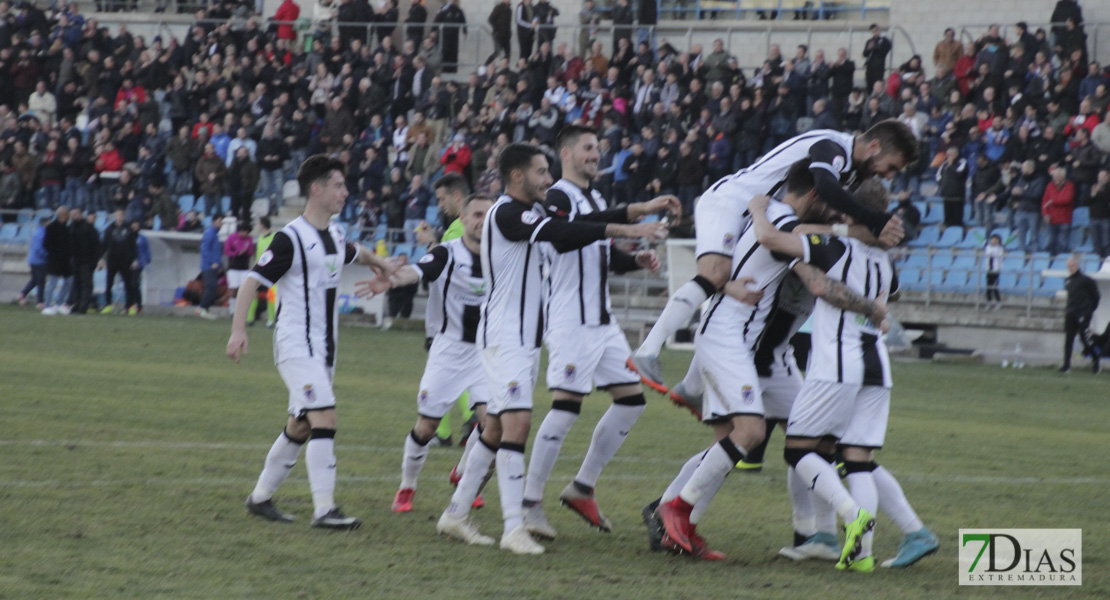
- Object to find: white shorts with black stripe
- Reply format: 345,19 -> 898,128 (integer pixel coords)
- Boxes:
695,333 -> 765,422
786,379 -> 890,448
277,357 -> 337,419
693,189 -> 752,259
481,345 -> 542,415
545,324 -> 639,395
416,337 -> 490,419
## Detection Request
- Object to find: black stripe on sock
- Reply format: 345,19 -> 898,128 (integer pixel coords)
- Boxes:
718,438 -> 745,464
410,428 -> 432,446
842,461 -> 877,474
551,400 -> 582,413
613,393 -> 646,406
310,428 -> 336,440
282,428 -> 308,445
479,435 -> 499,453
500,441 -> 526,454
783,447 -> 811,468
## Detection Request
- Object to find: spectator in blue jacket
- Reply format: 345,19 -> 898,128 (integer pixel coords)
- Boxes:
130,220 -> 152,315
17,218 -> 50,310
197,213 -> 225,320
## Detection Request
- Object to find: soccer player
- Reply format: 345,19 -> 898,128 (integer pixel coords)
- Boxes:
652,163 -> 890,560
227,155 -> 397,530
628,121 -> 918,394
749,187 -> 938,572
521,125 -> 681,539
436,143 -> 666,554
356,194 -> 495,516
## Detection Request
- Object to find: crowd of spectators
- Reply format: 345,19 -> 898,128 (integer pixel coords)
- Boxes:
0,0 -> 1107,260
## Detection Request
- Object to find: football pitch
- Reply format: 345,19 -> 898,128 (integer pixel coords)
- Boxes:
1,305 -> 1106,599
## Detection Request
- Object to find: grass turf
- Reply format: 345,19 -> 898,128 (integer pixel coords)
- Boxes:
0,305 -> 1106,599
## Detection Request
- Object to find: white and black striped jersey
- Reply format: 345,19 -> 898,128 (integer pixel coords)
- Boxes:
699,200 -> 802,348
706,130 -> 856,210
801,234 -> 899,387
249,217 -> 359,367
543,179 -> 639,329
413,238 -> 484,344
479,194 -> 612,349
753,272 -> 816,378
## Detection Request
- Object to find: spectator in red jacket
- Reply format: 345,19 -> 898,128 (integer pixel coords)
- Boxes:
439,134 -> 471,177
273,0 -> 301,41
114,77 -> 147,110
1064,99 -> 1100,138
1043,166 -> 1075,255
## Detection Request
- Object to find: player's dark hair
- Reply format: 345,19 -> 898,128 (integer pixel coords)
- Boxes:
861,120 -> 920,166
296,154 -> 346,198
499,143 -> 544,180
259,216 -> 271,229
556,124 -> 598,152
434,172 -> 470,196
785,160 -> 816,196
853,179 -> 890,213
463,193 -> 496,209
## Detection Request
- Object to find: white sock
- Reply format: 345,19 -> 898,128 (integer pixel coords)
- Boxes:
689,472 -> 726,524
678,354 -> 704,396
814,493 -> 838,535
873,466 -> 925,534
455,425 -> 483,480
847,472 -> 878,558
497,445 -> 527,533
787,466 -> 816,537
637,279 -> 711,356
574,402 -> 646,489
400,430 -> 430,490
446,437 -> 495,519
794,453 -> 859,521
250,431 -> 303,502
678,441 -> 743,506
523,407 -> 578,503
663,451 -> 706,502
306,436 -> 337,518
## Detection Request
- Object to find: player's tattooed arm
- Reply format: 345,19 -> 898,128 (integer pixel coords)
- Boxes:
792,261 -> 888,328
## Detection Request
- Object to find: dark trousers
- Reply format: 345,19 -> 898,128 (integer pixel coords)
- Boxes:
1064,312 -> 1096,368
387,283 -> 418,318
518,29 -> 534,59
106,263 -> 137,308
985,272 -> 1000,302
488,35 -> 511,63
200,266 -> 221,310
943,197 -> 964,227
21,264 -> 47,304
70,263 -> 96,312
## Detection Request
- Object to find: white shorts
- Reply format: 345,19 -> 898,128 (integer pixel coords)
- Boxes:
839,386 -> 891,449
758,371 -> 802,422
545,324 -> 640,395
417,337 -> 490,418
480,345 -> 541,416
787,380 -> 889,445
694,189 -> 749,259
276,357 -> 337,419
227,269 -> 250,289
695,332 -> 764,422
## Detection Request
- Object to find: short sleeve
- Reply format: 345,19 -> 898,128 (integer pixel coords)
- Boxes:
799,233 -> 847,272
249,231 -> 294,287
769,217 -> 800,263
807,139 -> 849,178
412,244 -> 450,282
344,242 -> 359,265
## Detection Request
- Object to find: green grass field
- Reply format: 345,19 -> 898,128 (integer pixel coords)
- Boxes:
0,305 -> 1106,599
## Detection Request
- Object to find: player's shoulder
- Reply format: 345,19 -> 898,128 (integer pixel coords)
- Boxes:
766,200 -> 799,223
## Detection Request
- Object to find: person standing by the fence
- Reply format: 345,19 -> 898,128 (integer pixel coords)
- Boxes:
435,0 -> 467,74
488,0 -> 512,64
863,24 -> 892,94
516,0 -> 536,60
984,233 -> 1003,310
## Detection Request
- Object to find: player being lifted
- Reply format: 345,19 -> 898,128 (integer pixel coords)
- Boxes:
228,155 -> 397,529
650,163 -> 891,560
355,194 -> 496,516
520,125 -> 681,539
437,143 -> 667,554
628,121 -> 918,395
748,187 -> 938,572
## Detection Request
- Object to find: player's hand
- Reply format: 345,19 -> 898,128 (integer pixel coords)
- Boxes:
723,277 -> 763,305
623,221 -> 668,243
635,250 -> 660,273
639,194 -> 682,220
354,275 -> 393,298
226,329 -> 248,363
877,215 -> 904,249
748,194 -> 771,215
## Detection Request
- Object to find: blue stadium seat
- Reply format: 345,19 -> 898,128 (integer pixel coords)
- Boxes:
411,246 -> 427,262
950,254 -> 977,271
202,216 -> 212,228
178,195 -> 195,213
0,223 -> 18,242
1001,255 -> 1026,273
425,206 -> 441,226
940,269 -> 970,292
1070,229 -> 1093,253
193,197 -> 206,214
926,269 -> 946,291
374,223 -> 388,242
991,227 -> 1019,250
920,199 -> 942,224
903,252 -> 929,268
152,215 -> 162,231
1072,206 -> 1089,227
1082,255 -> 1104,273
16,209 -> 34,224
221,196 -> 231,214
929,252 -> 955,270
35,208 -> 53,221
392,243 -> 413,258
907,225 -> 939,248
898,267 -> 923,291
957,227 -> 987,249
16,224 -> 32,243
1048,256 -> 1070,272
935,227 -> 965,247
1036,274 -> 1065,297
95,213 -> 110,231
998,272 -> 1023,293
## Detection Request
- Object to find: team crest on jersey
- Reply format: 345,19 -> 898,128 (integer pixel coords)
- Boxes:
303,384 -> 316,404
521,211 -> 540,225
810,234 -> 825,245
740,385 -> 754,404
508,381 -> 521,400
258,249 -> 273,266
722,233 -> 736,249
418,389 -> 429,404
831,155 -> 846,172
419,253 -> 435,264
564,364 -> 576,382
